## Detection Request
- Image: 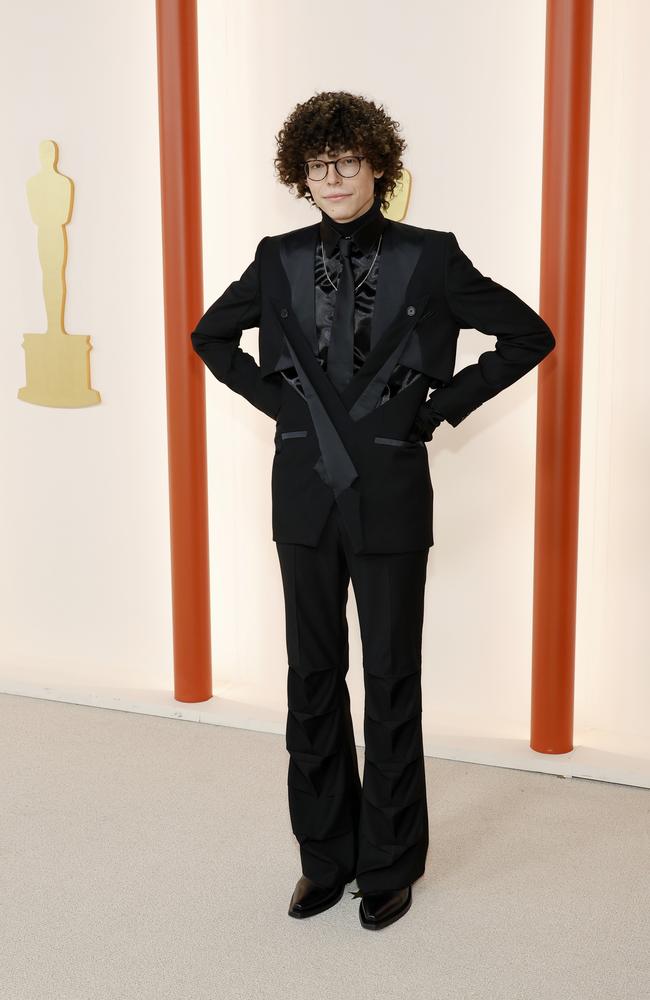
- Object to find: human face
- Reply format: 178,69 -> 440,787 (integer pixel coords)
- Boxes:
305,147 -> 384,223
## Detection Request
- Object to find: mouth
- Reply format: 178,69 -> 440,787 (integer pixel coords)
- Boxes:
325,194 -> 350,200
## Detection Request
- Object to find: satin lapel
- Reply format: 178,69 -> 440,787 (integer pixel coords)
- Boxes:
340,222 -> 427,413
368,220 -> 422,350
277,224 -> 319,353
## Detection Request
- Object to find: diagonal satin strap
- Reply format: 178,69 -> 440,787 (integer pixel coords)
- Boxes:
327,237 -> 355,393
282,338 -> 359,498
280,337 -> 365,551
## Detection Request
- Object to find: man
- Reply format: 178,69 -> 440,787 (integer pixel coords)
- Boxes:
190,91 -> 555,930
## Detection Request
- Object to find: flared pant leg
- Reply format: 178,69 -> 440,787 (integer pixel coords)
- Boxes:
339,524 -> 430,894
275,505 -> 363,889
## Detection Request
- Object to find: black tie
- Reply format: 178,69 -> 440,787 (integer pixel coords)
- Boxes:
327,236 -> 355,392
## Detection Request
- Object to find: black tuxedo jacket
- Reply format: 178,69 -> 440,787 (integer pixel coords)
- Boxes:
190,219 -> 555,554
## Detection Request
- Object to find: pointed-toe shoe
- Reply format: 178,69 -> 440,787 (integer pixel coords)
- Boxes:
288,875 -> 346,919
358,884 -> 412,930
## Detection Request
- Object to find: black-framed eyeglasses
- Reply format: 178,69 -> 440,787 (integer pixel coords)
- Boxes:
302,155 -> 367,181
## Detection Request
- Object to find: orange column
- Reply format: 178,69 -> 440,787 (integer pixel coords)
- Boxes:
155,0 -> 212,702
531,0 -> 594,751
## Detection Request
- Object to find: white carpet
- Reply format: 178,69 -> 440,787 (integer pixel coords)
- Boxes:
1,692 -> 648,1000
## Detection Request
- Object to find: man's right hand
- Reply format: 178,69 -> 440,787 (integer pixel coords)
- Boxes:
407,402 -> 445,443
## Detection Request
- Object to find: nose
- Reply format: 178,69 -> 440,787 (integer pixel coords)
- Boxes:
325,162 -> 341,182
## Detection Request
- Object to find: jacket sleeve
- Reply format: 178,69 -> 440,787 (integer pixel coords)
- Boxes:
190,236 -> 282,420
426,231 -> 556,427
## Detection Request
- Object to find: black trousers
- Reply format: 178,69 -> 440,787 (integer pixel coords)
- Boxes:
275,502 -> 430,894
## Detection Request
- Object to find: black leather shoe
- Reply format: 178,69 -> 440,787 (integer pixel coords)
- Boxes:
288,875 -> 346,919
358,884 -> 412,930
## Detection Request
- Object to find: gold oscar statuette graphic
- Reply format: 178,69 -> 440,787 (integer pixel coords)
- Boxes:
382,167 -> 412,221
18,139 -> 101,407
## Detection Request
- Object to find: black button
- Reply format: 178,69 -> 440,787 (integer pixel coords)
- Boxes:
406,305 -> 416,317
280,308 -> 288,318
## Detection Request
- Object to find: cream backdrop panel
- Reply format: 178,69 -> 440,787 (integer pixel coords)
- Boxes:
1,1 -> 172,690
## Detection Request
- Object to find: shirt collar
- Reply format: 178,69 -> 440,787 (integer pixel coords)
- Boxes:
319,192 -> 386,255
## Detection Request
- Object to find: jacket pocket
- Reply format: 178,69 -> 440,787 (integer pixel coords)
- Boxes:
275,428 -> 308,454
374,435 -> 425,448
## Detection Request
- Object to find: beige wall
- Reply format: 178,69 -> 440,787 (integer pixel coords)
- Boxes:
1,0 -> 172,691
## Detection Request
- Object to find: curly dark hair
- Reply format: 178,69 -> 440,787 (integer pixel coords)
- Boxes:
273,90 -> 407,213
